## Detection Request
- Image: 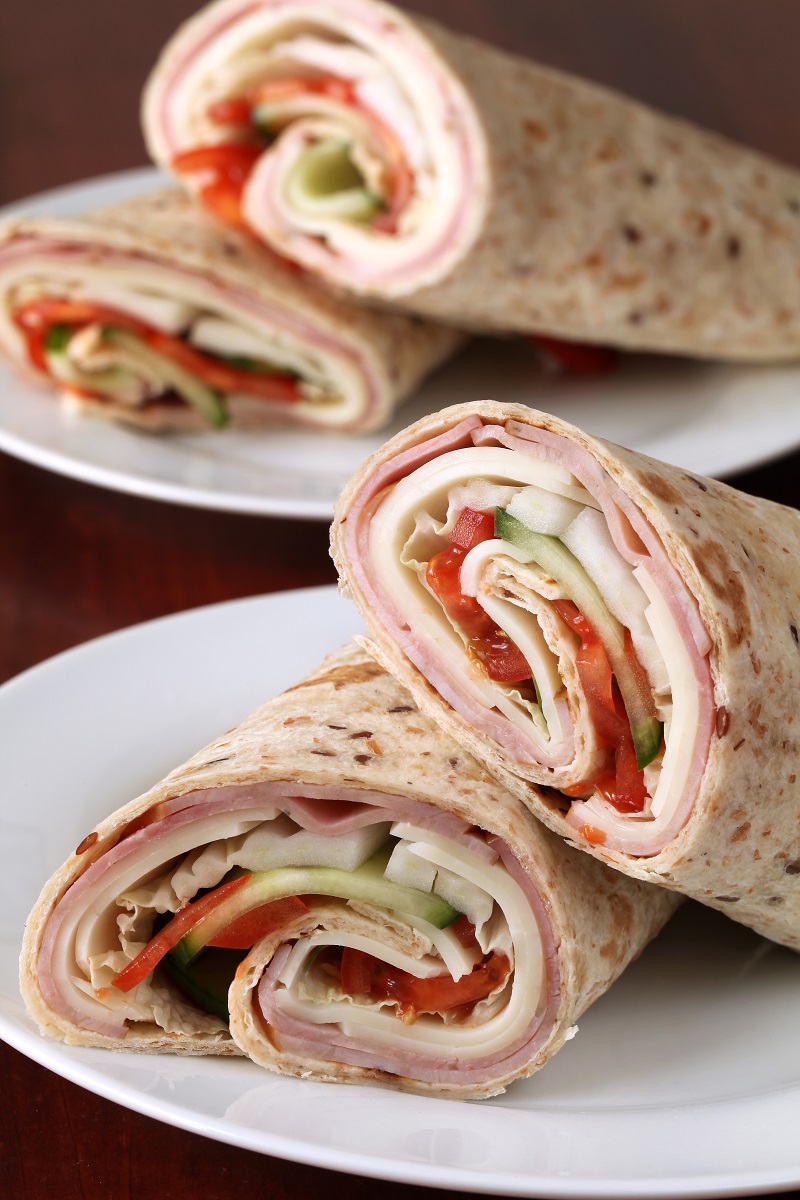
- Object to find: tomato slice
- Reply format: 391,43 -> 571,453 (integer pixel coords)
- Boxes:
208,98 -> 254,127
553,599 -> 647,813
334,944 -> 509,1017
449,914 -> 481,953
208,895 -> 308,949
340,946 -> 374,996
449,508 -> 495,550
172,143 -> 264,228
369,951 -> 510,1018
532,335 -> 620,375
426,509 -> 532,685
112,875 -> 252,993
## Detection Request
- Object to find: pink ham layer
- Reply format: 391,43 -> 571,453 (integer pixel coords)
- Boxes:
147,0 -> 478,290
339,415 -> 716,855
257,834 -> 559,1088
37,782 -> 560,1088
0,237 -> 382,430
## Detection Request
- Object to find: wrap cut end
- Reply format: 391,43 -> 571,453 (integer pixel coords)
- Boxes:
331,401 -> 800,950
20,641 -> 677,1098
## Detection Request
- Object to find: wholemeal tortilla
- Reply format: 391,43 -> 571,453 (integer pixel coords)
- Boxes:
331,402 -> 800,950
0,188 -> 461,433
20,642 -> 677,1099
146,0 -> 800,358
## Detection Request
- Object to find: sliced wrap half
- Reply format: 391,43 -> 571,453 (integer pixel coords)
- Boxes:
0,188 -> 461,433
20,642 -> 677,1099
332,402 -> 800,950
145,0 -> 800,357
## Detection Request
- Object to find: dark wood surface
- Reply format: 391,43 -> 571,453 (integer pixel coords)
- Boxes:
1,2 -> 798,1197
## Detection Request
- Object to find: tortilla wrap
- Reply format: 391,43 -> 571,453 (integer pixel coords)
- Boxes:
331,402 -> 800,950
20,641 -> 677,1099
145,0 -> 800,358
0,188 -> 461,433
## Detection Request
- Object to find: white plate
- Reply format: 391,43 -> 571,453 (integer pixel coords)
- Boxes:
3,169 -> 800,519
1,585 -> 799,1198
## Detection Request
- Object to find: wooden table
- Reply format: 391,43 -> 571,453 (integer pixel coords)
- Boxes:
1,2 -> 798,1196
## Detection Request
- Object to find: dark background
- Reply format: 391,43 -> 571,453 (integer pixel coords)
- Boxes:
1,3 -> 798,1197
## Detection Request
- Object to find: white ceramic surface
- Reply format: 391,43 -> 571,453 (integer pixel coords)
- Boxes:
2,170 -> 800,519
1,586 -> 798,1197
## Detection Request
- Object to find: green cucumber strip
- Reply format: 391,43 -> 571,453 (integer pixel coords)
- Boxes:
163,945 -> 247,1023
45,324 -> 73,354
285,139 -> 383,222
218,353 -> 299,378
252,103 -> 279,139
495,508 -> 662,768
103,328 -> 228,429
179,845 -> 460,965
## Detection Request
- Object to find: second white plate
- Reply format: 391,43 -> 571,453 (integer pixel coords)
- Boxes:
2,169 -> 800,518
1,586 -> 799,1197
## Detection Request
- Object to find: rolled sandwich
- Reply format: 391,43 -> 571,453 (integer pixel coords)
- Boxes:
20,642 -> 677,1099
145,0 -> 800,358
0,189 -> 461,432
332,402 -> 800,950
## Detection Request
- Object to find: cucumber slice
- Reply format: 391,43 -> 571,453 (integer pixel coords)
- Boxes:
506,484 -> 583,537
45,324 -> 73,354
285,139 -> 383,222
104,328 -> 228,429
178,845 -> 460,964
45,348 -> 146,403
218,353 -> 299,378
162,945 -> 246,1023
495,509 -> 662,768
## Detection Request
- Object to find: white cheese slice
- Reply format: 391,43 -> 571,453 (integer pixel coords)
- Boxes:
72,284 -> 199,334
188,315 -> 320,379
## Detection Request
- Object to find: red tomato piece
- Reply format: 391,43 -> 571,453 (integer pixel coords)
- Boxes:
532,335 -> 620,375
370,951 -> 510,1018
111,875 -> 252,993
339,947 -> 374,995
449,915 -> 481,953
426,511 -> 532,685
449,507 -> 495,550
208,98 -> 254,127
553,599 -> 647,813
208,895 -> 308,948
172,143 -> 264,228
484,641 -> 533,683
